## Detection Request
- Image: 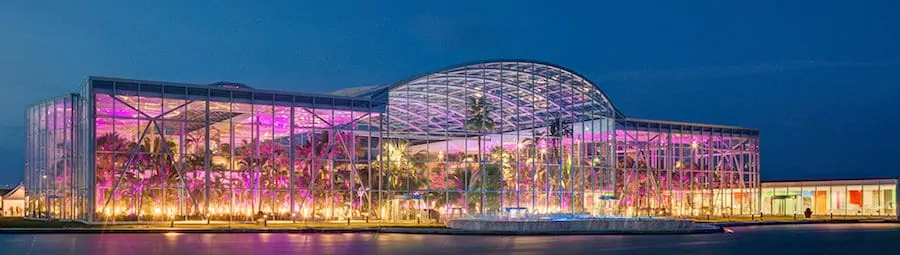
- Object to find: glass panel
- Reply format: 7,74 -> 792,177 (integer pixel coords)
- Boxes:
30,62 -> 770,223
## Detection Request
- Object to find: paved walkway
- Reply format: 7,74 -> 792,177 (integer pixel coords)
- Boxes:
0,217 -> 896,235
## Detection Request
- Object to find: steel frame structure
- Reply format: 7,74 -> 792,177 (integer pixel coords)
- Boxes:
24,60 -> 760,223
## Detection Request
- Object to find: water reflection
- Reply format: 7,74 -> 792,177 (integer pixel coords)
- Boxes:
0,224 -> 897,255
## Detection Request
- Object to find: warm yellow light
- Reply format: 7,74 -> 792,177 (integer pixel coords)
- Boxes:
153,207 -> 162,215
540,148 -> 547,154
302,207 -> 312,218
690,141 -> 698,149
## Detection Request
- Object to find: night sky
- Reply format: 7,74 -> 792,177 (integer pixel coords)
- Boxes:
1,1 -> 898,184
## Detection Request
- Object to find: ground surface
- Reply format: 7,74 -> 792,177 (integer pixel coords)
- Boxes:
1,216 -> 893,229
0,217 -> 444,229
690,215 -> 892,223
0,223 -> 897,255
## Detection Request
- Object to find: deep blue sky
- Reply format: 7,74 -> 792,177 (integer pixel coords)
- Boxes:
1,0 -> 898,184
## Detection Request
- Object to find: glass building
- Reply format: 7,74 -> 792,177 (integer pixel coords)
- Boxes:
761,178 -> 898,217
24,60 -> 761,223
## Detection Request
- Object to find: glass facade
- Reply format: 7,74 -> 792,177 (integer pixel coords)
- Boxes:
761,179 -> 898,217
368,62 -> 622,219
614,119 -> 760,217
24,93 -> 88,219
25,60 -> 763,223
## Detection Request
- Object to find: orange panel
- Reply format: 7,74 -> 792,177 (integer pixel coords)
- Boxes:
815,191 -> 827,213
849,190 -> 862,206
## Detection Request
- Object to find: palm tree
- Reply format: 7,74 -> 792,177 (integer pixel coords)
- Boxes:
130,136 -> 172,218
445,165 -> 469,209
291,131 -> 344,219
548,117 -> 574,212
378,140 -> 429,191
465,96 -> 495,214
357,140 -> 431,219
232,138 -> 290,215
331,130 -> 370,216
181,153 -> 208,216
519,130 -> 549,207
234,139 -> 261,215
95,132 -> 130,212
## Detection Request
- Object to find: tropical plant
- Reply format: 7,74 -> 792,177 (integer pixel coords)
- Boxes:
377,140 -> 430,191
547,117 -> 574,211
95,132 -> 131,187
465,95 -> 496,213
94,132 -> 132,217
293,131 -> 333,217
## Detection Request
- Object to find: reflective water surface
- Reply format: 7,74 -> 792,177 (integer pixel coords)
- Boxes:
1,224 -> 897,255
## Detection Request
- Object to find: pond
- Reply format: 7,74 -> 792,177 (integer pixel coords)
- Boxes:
0,223 -> 897,255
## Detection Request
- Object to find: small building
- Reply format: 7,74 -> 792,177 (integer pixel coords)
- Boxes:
761,178 -> 898,218
0,184 -> 25,217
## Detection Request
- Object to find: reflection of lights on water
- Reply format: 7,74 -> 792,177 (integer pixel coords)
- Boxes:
258,233 -> 271,242
163,232 -> 181,237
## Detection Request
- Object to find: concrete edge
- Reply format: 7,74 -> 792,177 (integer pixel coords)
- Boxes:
0,228 -> 383,234
0,225 -> 724,236
712,219 -> 900,227
3,220 -> 894,235
378,226 -> 724,236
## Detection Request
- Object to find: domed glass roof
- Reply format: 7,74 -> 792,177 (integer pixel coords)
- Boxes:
356,60 -> 623,136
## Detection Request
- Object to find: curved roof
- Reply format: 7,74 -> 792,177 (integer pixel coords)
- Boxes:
358,60 -> 624,136
330,85 -> 379,97
208,81 -> 255,90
